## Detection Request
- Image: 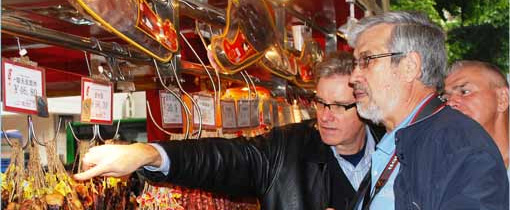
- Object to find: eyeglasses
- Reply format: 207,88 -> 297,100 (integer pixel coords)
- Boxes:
313,99 -> 356,114
353,52 -> 405,70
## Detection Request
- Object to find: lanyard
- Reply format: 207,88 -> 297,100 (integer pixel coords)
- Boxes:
360,94 -> 445,210
361,152 -> 399,209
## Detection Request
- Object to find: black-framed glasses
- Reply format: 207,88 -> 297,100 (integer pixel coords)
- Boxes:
354,52 -> 405,70
313,99 -> 356,114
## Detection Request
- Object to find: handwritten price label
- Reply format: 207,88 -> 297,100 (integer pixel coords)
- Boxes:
160,90 -> 183,128
193,95 -> 216,128
237,100 -> 250,128
221,100 -> 237,129
81,78 -> 113,124
2,59 -> 45,115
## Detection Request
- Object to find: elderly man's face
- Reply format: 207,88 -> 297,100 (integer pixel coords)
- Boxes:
444,67 -> 501,127
315,74 -> 365,146
349,24 -> 404,124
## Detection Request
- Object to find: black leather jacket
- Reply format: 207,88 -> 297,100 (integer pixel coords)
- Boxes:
142,120 -> 382,210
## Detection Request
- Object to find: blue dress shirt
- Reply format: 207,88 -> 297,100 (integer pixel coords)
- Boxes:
366,94 -> 435,210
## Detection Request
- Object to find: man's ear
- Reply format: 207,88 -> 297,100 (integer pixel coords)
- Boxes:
400,51 -> 422,83
496,86 -> 509,112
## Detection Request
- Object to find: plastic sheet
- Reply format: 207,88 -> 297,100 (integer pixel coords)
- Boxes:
210,0 -> 275,73
68,0 -> 178,62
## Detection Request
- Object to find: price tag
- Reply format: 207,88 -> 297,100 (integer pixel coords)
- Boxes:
220,100 -> 237,129
2,59 -> 45,115
282,103 -> 294,125
262,100 -> 272,126
237,100 -> 251,128
160,90 -> 183,128
250,99 -> 260,127
193,95 -> 216,129
81,78 -> 113,124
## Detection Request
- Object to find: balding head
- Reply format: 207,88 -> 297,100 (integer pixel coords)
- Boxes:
447,60 -> 508,89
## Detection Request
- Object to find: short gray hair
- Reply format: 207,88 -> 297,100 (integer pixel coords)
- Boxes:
314,51 -> 354,83
348,11 -> 447,90
448,60 -> 509,88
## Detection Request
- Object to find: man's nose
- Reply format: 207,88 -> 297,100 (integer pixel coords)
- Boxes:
319,108 -> 335,121
446,95 -> 461,108
349,66 -> 363,86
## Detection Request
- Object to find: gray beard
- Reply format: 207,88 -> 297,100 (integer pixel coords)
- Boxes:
356,101 -> 384,124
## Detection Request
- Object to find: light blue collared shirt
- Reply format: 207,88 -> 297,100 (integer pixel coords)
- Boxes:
330,125 -> 375,191
144,143 -> 170,175
365,94 -> 435,210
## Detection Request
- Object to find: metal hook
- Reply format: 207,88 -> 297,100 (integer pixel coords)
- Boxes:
244,71 -> 258,98
15,37 -> 28,57
67,122 -> 82,143
90,37 -> 103,52
240,71 -> 252,101
50,117 -> 63,143
153,59 -> 191,139
111,43 -> 127,81
1,129 -> 15,148
170,59 -> 203,139
146,101 -> 174,136
195,20 -> 222,106
113,120 -> 121,140
84,51 -> 92,77
28,115 -> 46,146
179,32 -> 218,105
95,124 -> 105,143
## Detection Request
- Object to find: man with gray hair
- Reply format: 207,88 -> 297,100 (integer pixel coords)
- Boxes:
74,52 -> 384,210
348,11 -> 508,209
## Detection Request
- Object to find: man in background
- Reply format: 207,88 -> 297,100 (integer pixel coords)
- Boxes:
443,60 -> 509,179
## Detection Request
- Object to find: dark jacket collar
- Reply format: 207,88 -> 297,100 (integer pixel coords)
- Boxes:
302,120 -> 384,164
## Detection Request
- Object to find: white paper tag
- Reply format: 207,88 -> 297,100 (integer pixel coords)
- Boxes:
221,100 -> 237,129
237,100 -> 251,127
160,90 -> 183,127
193,95 -> 216,127
81,78 -> 113,124
2,60 -> 45,115
282,103 -> 294,125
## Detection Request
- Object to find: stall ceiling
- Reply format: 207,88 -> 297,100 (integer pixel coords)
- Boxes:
1,0 -> 362,97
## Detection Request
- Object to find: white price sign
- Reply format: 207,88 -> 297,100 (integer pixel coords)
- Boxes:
160,90 -> 183,128
193,95 -> 216,128
2,59 -> 45,115
221,100 -> 237,129
250,99 -> 260,127
237,100 -> 251,128
81,78 -> 113,124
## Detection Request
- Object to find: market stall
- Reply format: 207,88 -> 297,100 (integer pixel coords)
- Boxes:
1,0 -> 387,209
